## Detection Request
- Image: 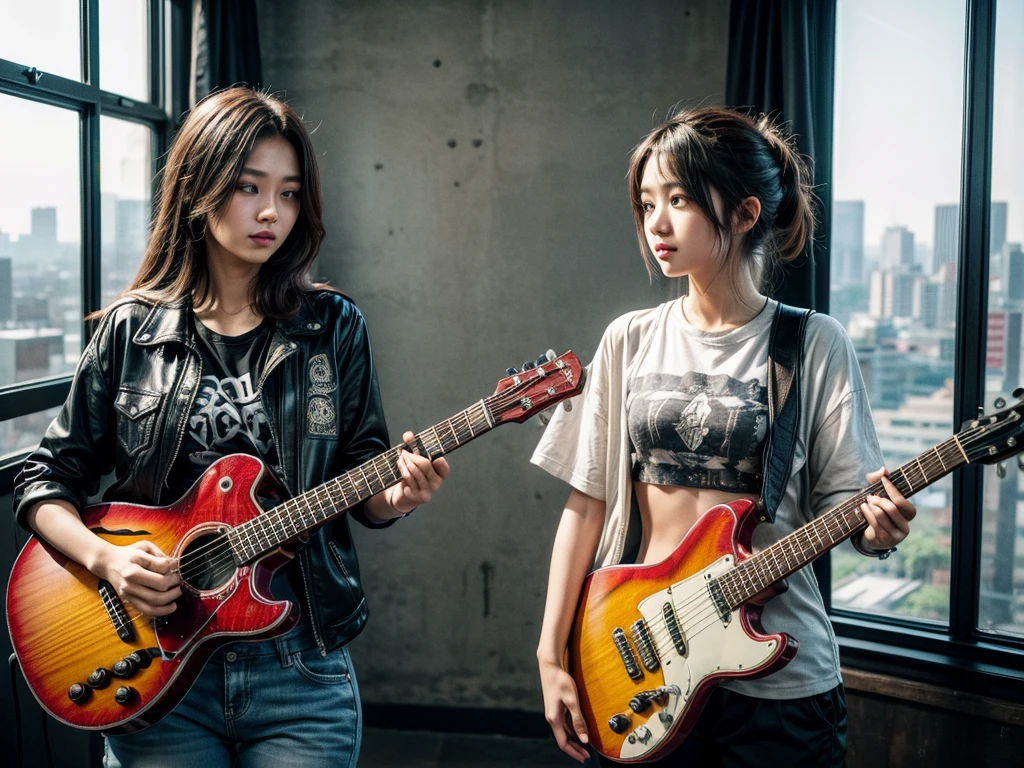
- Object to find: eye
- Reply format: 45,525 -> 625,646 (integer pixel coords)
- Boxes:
641,201 -> 654,213
670,195 -> 686,206
237,183 -> 258,194
281,189 -> 300,199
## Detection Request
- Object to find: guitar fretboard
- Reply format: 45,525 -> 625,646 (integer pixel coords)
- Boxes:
716,434 -> 970,609
225,400 -> 494,563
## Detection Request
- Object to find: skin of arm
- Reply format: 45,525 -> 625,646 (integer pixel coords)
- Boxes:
537,488 -> 607,763
26,500 -> 182,616
362,430 -> 450,523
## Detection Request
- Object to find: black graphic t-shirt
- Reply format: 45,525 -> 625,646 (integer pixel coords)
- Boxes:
169,317 -> 280,497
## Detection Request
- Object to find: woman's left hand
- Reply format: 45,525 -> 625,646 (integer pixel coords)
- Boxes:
385,430 -> 450,515
860,466 -> 917,550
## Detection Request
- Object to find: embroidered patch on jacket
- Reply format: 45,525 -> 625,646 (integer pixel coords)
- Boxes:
307,395 -> 337,435
308,353 -> 336,395
306,353 -> 338,435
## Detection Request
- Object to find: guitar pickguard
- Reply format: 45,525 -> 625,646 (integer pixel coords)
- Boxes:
616,555 -> 781,761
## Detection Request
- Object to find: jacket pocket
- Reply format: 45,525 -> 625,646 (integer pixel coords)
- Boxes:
114,387 -> 163,458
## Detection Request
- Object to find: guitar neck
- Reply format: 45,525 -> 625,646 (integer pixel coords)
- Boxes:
230,400 -> 495,562
719,434 -> 971,608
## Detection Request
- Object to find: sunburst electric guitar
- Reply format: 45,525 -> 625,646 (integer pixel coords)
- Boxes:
569,395 -> 1024,763
7,351 -> 584,734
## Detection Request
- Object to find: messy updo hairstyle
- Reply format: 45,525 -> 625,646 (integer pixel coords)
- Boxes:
627,107 -> 815,291
101,86 -> 327,319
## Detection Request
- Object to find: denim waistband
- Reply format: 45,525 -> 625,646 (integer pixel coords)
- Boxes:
216,614 -> 321,661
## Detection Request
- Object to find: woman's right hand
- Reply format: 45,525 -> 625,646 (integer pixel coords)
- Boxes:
92,540 -> 182,617
540,658 -> 590,763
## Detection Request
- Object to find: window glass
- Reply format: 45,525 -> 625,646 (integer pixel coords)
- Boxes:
829,0 -> 966,624
99,0 -> 150,101
101,117 -> 152,306
0,0 -> 81,81
0,95 -> 82,389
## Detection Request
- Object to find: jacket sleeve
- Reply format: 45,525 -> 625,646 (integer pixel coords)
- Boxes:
331,302 -> 394,529
12,316 -> 118,532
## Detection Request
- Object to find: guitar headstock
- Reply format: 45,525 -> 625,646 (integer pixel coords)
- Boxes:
960,392 -> 1024,465
487,351 -> 585,425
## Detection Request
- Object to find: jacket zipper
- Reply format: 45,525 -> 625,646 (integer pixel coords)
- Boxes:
260,337 -> 327,655
162,353 -> 201,496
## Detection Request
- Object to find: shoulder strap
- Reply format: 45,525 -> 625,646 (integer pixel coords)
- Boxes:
757,302 -> 813,523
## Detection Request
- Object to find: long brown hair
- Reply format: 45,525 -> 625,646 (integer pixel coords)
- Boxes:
101,87 -> 326,318
626,107 -> 816,291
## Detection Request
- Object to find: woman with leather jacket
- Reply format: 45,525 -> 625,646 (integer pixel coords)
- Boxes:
12,86 -> 448,767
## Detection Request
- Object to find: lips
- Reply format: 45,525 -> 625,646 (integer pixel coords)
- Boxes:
250,231 -> 276,246
653,243 -> 676,259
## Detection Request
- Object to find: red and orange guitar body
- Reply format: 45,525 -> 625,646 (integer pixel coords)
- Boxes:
7,455 -> 298,734
569,499 -> 796,763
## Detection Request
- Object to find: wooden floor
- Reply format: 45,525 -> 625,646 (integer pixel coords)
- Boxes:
359,727 -> 580,767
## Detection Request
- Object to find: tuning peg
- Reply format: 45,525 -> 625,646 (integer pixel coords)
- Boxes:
545,349 -> 557,362
535,354 -> 548,367
522,361 -> 536,370
997,463 -> 1007,479
1014,387 -> 1024,400
505,367 -> 519,376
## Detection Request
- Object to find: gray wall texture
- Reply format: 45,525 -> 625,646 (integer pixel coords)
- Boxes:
257,0 -> 729,711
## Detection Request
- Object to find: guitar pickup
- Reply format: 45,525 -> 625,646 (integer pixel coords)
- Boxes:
612,627 -> 643,681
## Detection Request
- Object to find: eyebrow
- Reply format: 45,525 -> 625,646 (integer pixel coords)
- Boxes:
639,182 -> 685,194
240,167 -> 303,183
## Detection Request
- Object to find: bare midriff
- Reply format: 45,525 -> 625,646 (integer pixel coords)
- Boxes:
633,481 -> 758,564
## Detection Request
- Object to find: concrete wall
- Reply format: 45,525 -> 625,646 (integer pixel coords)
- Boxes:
257,0 -> 730,711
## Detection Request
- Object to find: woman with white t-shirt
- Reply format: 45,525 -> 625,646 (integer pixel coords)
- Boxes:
532,107 -> 917,767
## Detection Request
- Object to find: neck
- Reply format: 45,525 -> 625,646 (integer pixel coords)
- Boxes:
682,265 -> 765,332
198,241 -> 263,330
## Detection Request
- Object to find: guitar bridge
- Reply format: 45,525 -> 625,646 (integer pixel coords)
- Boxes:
98,579 -> 136,642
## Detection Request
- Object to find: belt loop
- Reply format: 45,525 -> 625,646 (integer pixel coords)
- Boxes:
275,636 -> 294,668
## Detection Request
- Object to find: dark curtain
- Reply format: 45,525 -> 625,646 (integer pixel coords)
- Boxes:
726,0 -> 836,312
190,0 -> 262,105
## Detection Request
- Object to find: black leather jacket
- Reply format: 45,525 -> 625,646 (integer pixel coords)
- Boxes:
13,290 -> 392,654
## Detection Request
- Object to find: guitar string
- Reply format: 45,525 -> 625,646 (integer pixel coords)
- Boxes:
79,415 -> 976,640
173,373 -> 556,572
69,372 -> 576,631
596,440 -> 970,654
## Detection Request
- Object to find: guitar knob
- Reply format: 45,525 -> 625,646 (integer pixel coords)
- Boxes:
659,711 -> 673,726
67,683 -> 92,704
505,367 -> 518,376
128,651 -> 152,669
87,668 -> 111,689
113,657 -> 138,677
608,714 -> 631,734
114,686 -> 137,706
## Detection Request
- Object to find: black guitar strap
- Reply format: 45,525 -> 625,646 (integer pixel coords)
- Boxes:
756,302 -> 813,524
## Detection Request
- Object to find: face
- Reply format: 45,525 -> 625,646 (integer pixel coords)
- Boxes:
639,154 -> 724,280
205,134 -> 302,271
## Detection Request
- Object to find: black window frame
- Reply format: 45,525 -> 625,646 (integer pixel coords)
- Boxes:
0,0 -> 190,489
825,0 -> 1024,702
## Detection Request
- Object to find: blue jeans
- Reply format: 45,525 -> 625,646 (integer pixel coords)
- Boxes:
104,622 -> 361,768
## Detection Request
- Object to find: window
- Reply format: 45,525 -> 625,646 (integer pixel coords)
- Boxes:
0,1 -> 185,470
978,0 -> 1024,641
828,0 -> 1024,684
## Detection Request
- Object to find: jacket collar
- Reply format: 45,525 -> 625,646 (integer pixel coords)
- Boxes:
132,295 -> 325,347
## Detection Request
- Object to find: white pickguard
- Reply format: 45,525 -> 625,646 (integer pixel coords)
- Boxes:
616,554 -> 780,761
